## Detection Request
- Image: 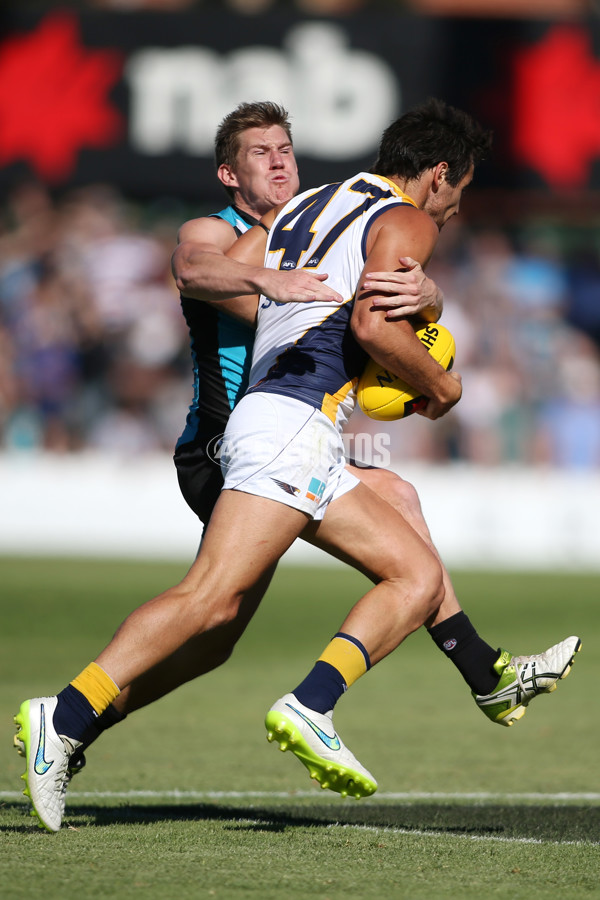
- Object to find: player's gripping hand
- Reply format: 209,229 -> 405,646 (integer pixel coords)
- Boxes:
361,256 -> 442,321
417,371 -> 462,421
256,269 -> 343,304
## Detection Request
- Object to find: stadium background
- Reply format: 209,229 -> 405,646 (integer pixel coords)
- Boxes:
1,7 -> 599,894
1,0 -> 600,568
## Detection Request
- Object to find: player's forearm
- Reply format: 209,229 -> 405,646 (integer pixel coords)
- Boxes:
172,246 -> 265,301
353,315 -> 456,404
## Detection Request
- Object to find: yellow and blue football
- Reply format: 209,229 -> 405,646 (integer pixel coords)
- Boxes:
357,323 -> 455,421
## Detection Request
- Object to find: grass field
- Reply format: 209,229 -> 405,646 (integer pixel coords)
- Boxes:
1,557 -> 599,899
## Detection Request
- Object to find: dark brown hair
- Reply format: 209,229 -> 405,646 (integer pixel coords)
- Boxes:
371,98 -> 492,187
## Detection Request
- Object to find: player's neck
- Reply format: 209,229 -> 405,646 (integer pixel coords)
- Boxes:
232,196 -> 263,222
390,174 -> 430,209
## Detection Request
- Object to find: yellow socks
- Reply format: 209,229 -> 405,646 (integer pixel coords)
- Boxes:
292,632 -> 371,713
53,662 -> 121,743
70,662 -> 120,715
318,633 -> 370,689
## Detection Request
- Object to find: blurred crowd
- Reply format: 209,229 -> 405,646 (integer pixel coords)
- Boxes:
1,178 -> 600,469
0,181 -> 188,457
360,219 -> 600,469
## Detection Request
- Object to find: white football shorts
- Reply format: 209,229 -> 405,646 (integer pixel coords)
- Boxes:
220,391 -> 359,520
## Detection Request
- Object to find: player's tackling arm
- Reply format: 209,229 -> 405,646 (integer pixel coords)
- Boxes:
352,205 -> 461,420
171,216 -> 260,326
172,212 -> 343,320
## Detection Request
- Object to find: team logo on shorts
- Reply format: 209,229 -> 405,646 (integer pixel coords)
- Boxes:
443,638 -> 458,651
305,477 -> 326,502
271,478 -> 300,496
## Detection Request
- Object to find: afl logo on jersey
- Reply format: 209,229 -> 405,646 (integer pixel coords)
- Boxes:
281,260 -> 296,269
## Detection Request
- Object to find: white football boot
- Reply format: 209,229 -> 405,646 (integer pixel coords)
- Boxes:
473,636 -> 582,726
265,693 -> 377,798
14,697 -> 82,832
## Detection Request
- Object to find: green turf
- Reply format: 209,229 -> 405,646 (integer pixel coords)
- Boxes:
1,558 -> 599,899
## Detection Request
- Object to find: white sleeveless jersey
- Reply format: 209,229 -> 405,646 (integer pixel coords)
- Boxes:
247,172 -> 416,431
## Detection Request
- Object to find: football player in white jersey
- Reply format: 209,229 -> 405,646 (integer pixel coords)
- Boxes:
77,103 -> 482,800
13,101 -> 449,829
16,101 -> 580,830
79,104 -> 447,738
80,105 -> 452,731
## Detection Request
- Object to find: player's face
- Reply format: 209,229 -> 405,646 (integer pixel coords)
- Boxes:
227,125 -> 300,217
425,164 -> 474,229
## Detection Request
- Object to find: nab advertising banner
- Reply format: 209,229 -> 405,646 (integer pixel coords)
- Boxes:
0,9 -> 599,205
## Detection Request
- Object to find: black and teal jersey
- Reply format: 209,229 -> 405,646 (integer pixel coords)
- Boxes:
176,205 -> 257,449
174,205 -> 258,522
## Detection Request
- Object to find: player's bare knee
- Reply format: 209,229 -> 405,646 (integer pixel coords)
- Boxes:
406,556 -> 445,623
175,580 -> 245,635
199,591 -> 245,633
363,467 -> 426,527
387,476 -> 425,526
